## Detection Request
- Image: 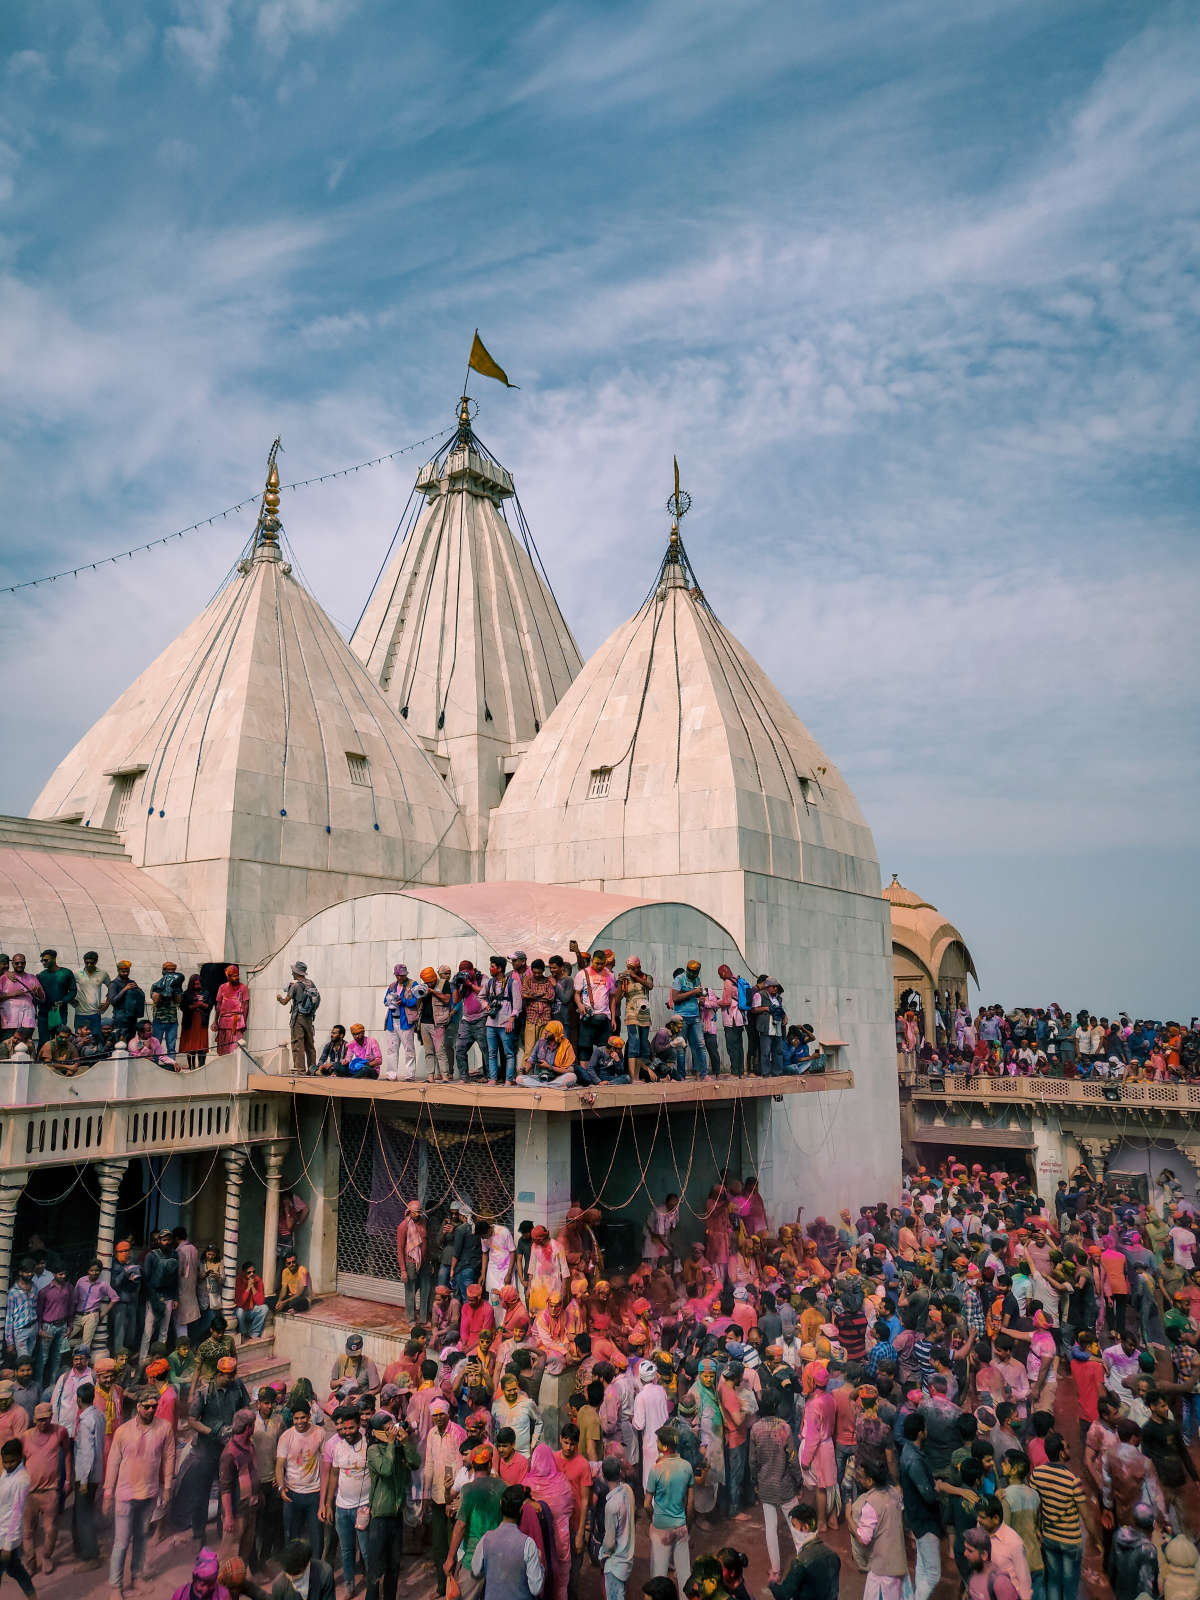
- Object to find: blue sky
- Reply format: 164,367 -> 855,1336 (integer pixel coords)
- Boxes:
1,0 -> 1197,1015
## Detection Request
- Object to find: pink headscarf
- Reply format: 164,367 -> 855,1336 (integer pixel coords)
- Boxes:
524,1443 -> 575,1522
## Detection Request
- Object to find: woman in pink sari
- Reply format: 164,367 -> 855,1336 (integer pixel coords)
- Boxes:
214,965 -> 250,1055
523,1443 -> 574,1600
704,1185 -> 733,1283
799,1364 -> 838,1532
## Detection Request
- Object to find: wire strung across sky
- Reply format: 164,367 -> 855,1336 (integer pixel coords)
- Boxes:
0,426 -> 451,597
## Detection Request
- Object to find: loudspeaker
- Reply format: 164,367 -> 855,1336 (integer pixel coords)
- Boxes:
1102,1084 -> 1122,1102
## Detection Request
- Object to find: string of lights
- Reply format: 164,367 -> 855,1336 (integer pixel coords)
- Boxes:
0,426 -> 450,597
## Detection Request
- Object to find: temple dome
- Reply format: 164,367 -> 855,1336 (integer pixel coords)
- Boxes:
31,453 -> 470,962
886,873 -> 979,1004
485,525 -> 880,938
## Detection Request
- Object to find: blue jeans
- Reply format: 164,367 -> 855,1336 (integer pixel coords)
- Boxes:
759,1033 -> 782,1076
1031,1571 -> 1046,1600
35,1323 -> 65,1390
284,1490 -> 321,1557
152,1019 -> 178,1054
334,1505 -> 367,1589
454,1016 -> 487,1079
724,1439 -> 749,1511
452,1265 -> 479,1300
486,1025 -> 518,1083
625,1024 -> 649,1060
678,1016 -> 707,1077
237,1304 -> 267,1338
1042,1538 -> 1082,1600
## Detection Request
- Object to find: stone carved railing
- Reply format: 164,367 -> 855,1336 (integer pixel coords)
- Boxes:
0,1046 -> 283,1171
899,1066 -> 1200,1110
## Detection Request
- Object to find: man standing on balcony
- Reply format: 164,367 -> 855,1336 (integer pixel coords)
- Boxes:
35,952 -> 76,1051
277,963 -> 321,1077
149,963 -> 185,1059
383,966 -> 426,1083
72,953 -> 109,1042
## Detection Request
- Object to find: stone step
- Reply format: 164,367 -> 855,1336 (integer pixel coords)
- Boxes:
0,814 -> 129,858
236,1333 -> 291,1389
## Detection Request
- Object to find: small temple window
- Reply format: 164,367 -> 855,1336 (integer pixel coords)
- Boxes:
346,752 -> 370,787
587,767 -> 612,800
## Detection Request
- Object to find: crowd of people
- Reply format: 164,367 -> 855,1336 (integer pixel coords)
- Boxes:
0,945 -> 833,1093
296,945 -> 825,1087
5,1156 -> 1200,1600
897,998 -> 1200,1083
0,950 -> 254,1074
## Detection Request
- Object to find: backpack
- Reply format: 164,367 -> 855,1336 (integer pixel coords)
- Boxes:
736,976 -> 753,1013
294,981 -> 320,1018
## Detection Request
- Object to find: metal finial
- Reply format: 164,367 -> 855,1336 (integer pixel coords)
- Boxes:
256,438 -> 283,546
666,455 -> 691,526
456,395 -> 478,446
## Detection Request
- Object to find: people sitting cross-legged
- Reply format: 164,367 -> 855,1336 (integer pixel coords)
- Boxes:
129,1017 -> 177,1069
516,1021 -> 579,1088
648,1019 -> 687,1080
345,1024 -> 382,1079
316,1025 -> 349,1076
38,1025 -> 80,1074
587,1036 -> 632,1085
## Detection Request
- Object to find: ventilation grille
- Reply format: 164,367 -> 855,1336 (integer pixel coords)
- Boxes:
110,773 -> 136,829
587,767 -> 612,800
346,752 -> 370,787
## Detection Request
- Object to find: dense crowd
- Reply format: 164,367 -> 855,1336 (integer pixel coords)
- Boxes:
896,998 -> 1200,1083
4,1158 -> 1200,1600
0,950 -> 245,1074
0,946 -> 831,1090
286,946 -> 827,1087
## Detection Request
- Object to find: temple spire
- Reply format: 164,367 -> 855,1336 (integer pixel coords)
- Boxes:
253,438 -> 283,560
662,454 -> 692,585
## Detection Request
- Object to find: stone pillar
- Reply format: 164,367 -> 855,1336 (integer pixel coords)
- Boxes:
302,1104 -> 340,1296
261,1140 -> 289,1298
220,1147 -> 249,1316
513,1111 -> 572,1234
0,1176 -> 25,1326
95,1159 -> 129,1268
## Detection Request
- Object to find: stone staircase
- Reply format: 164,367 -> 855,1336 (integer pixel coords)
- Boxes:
237,1331 -> 292,1392
0,813 -> 129,858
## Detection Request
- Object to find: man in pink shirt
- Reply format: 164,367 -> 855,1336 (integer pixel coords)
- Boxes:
976,1503 -> 1032,1600
459,1285 -> 496,1352
20,1405 -> 68,1576
103,1388 -> 176,1592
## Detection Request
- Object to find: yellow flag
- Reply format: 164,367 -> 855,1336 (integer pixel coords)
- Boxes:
468,331 -> 518,388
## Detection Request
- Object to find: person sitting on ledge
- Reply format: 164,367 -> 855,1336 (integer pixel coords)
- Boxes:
38,1024 -> 80,1074
345,1023 -> 382,1079
588,1036 -> 632,1085
648,1018 -> 687,1080
316,1024 -> 349,1076
273,1252 -> 312,1318
129,1017 -> 177,1070
515,1021 -> 579,1088
75,1022 -> 110,1068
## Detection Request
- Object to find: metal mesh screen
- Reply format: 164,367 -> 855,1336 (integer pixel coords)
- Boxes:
336,1108 -> 514,1300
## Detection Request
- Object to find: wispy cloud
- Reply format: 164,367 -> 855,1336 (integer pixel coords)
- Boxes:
0,0 -> 1196,1010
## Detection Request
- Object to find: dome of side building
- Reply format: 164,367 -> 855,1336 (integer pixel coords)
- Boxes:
30,450 -> 470,964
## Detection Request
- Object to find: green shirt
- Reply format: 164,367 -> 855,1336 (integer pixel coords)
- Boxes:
367,1436 -> 420,1518
648,1455 -> 694,1528
458,1476 -> 505,1562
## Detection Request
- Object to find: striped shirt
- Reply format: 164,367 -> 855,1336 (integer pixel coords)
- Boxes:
1029,1463 -> 1085,1545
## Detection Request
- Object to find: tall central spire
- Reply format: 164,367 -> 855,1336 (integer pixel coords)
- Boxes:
351,398 -> 582,869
